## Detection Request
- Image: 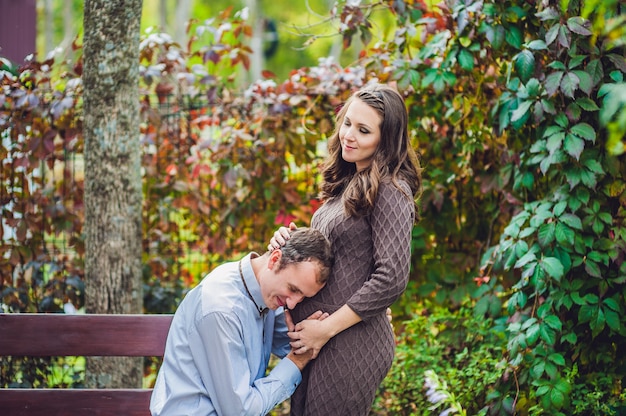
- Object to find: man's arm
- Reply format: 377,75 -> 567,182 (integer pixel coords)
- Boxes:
190,311 -> 303,416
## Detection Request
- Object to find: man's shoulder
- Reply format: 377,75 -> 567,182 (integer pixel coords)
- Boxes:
197,261 -> 245,316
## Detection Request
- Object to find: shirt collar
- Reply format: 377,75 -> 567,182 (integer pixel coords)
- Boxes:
240,253 -> 269,315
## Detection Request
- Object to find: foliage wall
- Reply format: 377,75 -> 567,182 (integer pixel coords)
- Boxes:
2,0 -> 626,414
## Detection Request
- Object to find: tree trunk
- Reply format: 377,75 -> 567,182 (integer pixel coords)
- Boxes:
245,0 -> 263,82
82,0 -> 144,389
159,0 -> 168,34
61,0 -> 74,51
43,0 -> 53,56
173,0 -> 193,46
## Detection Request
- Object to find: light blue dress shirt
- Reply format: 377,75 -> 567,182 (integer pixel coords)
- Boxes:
150,253 -> 301,415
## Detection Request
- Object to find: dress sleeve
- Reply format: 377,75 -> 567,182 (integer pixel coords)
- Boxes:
346,181 -> 415,319
190,311 -> 301,416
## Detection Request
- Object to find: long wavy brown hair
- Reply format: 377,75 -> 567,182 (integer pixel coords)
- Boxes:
319,84 -> 422,219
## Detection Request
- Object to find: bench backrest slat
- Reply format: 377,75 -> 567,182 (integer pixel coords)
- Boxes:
0,313 -> 173,356
0,388 -> 152,416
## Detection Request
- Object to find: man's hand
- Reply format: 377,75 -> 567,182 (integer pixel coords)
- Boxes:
286,349 -> 314,371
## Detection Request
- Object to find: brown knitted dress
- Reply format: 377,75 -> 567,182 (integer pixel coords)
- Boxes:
289,180 -> 415,416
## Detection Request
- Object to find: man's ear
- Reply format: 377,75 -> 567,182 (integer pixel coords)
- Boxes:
267,248 -> 282,270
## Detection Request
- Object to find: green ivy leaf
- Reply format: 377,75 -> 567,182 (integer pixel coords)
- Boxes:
527,323 -> 541,345
598,212 -> 612,224
604,308 -> 620,331
544,315 -> 563,331
561,332 -> 577,344
559,213 -> 583,230
526,39 -> 547,50
578,304 -> 594,323
552,201 -> 567,216
506,25 -> 523,49
566,17 -> 592,36
550,386 -> 566,409
566,102 -> 582,122
572,70 -> 593,95
568,55 -> 586,70
587,250 -> 608,265
540,153 -> 555,175
543,124 -> 565,138
555,222 -> 575,246
586,59 -> 604,86
555,378 -> 572,394
603,297 -> 620,312
583,158 -> 604,175
560,72 -> 580,98
575,97 -> 600,111
541,98 -> 556,114
515,50 -> 535,83
585,259 -> 602,277
540,324 -> 556,345
580,168 -> 597,189
590,306 -> 606,337
545,23 -> 560,46
565,167 -> 582,189
484,23 -> 506,49
607,53 -> 626,73
542,257 -> 564,281
557,24 -> 571,48
526,78 -> 542,97
511,100 -> 533,122
531,360 -> 545,378
546,131 -> 565,154
545,361 -> 559,379
421,68 -> 438,88
536,7 -> 560,21
570,122 -> 596,142
458,48 -> 474,70
548,61 -> 567,70
522,317 -> 538,330
599,83 -> 626,124
555,113 -> 569,128
531,204 -> 553,225
515,240 -> 530,257
536,385 -> 550,396
571,292 -> 586,306
561,295 -> 573,310
515,249 -> 537,268
538,223 -> 556,247
553,246 -> 572,272
585,293 -> 599,304
564,133 -> 585,160
504,221 -> 521,237
545,71 -> 564,96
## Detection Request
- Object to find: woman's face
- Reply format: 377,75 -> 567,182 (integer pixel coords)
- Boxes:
338,98 -> 382,171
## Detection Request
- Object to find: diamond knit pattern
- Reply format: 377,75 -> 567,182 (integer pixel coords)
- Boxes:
290,180 -> 415,416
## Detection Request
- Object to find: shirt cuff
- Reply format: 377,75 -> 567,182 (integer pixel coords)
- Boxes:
270,356 -> 302,394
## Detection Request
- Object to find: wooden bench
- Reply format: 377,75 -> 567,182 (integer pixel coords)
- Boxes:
0,313 -> 173,416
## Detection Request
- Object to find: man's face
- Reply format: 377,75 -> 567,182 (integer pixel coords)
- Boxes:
261,252 -> 325,310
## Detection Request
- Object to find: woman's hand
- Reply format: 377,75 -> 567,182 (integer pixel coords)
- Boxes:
267,222 -> 298,251
288,318 -> 332,359
285,309 -> 329,332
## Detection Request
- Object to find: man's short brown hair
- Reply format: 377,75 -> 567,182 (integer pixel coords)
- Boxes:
275,227 -> 334,285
